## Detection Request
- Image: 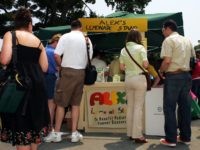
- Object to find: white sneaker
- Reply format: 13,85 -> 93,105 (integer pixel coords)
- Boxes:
71,131 -> 83,143
160,138 -> 176,147
43,132 -> 62,142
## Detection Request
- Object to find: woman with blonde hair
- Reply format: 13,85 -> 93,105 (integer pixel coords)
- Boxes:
119,29 -> 149,143
0,7 -> 50,150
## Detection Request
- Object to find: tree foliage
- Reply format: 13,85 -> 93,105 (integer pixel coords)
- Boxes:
0,0 -> 97,35
105,0 -> 151,14
0,0 -> 151,36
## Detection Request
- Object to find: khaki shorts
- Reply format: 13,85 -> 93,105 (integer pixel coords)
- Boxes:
54,67 -> 85,107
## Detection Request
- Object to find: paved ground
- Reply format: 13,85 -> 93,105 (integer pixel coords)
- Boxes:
1,119 -> 199,150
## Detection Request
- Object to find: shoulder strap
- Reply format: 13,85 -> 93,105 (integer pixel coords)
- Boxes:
85,36 -> 91,66
125,46 -> 146,73
11,31 -> 18,70
38,41 -> 42,48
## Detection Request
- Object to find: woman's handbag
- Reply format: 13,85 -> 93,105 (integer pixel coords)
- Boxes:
0,31 -> 27,113
84,37 -> 97,85
141,71 -> 152,91
0,75 -> 26,113
125,46 -> 151,91
0,67 -> 10,83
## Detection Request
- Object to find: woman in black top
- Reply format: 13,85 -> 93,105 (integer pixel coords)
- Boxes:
0,7 -> 50,150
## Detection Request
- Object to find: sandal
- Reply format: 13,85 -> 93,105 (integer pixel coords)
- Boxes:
133,137 -> 148,143
128,136 -> 134,140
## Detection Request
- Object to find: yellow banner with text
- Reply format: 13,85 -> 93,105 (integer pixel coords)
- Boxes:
80,18 -> 148,32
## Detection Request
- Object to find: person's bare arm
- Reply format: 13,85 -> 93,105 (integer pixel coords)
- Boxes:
54,54 -> 62,67
120,63 -> 125,71
152,77 -> 161,87
39,44 -> 48,72
0,32 -> 12,65
143,60 -> 149,69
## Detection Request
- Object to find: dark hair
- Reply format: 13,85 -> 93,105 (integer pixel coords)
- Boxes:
71,19 -> 82,30
14,7 -> 32,29
163,19 -> 177,31
93,50 -> 104,58
126,29 -> 142,45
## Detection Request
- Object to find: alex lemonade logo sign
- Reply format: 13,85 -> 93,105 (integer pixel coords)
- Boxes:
80,18 -> 147,32
87,90 -> 127,128
90,91 -> 127,106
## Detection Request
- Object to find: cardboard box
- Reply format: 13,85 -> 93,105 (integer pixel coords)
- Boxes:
145,88 -> 165,136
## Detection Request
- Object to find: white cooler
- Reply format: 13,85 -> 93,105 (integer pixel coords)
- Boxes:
145,88 -> 165,136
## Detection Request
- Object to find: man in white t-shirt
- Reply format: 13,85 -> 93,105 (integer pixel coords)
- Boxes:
44,20 -> 93,143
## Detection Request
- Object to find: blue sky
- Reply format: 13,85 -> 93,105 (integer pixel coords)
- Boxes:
87,0 -> 199,46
